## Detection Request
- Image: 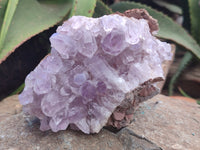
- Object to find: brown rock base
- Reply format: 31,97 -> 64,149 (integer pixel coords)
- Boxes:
0,94 -> 200,150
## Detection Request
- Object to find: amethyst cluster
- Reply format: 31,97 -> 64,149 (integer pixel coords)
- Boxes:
19,13 -> 172,134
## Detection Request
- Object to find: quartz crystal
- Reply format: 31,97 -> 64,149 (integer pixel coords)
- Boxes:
19,11 -> 172,134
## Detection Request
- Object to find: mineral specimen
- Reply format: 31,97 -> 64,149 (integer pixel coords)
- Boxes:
19,10 -> 172,134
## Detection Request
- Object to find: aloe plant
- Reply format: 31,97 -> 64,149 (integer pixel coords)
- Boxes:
169,0 -> 200,95
0,0 -> 72,63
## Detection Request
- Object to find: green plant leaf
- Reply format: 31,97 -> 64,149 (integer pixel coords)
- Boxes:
69,0 -> 96,17
110,2 -> 200,59
0,0 -> 72,63
10,83 -> 24,95
197,100 -> 200,105
178,87 -> 192,98
188,0 -> 200,43
0,0 -> 19,51
153,0 -> 182,14
0,0 -> 8,28
169,52 -> 192,95
93,0 -> 112,18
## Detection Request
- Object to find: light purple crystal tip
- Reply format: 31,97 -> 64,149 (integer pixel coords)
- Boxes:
19,12 -> 172,134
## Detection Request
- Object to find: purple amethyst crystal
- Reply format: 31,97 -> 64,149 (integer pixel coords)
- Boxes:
19,12 -> 172,134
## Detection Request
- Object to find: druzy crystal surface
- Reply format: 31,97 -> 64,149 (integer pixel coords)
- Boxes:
19,13 -> 172,134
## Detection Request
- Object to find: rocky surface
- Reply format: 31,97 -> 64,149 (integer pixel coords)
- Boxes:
0,112 -> 161,150
0,94 -> 199,150
0,95 -> 22,122
128,95 -> 200,150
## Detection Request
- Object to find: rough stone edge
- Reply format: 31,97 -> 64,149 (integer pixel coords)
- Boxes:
157,44 -> 176,90
117,128 -> 163,150
106,77 -> 163,129
115,9 -> 159,33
